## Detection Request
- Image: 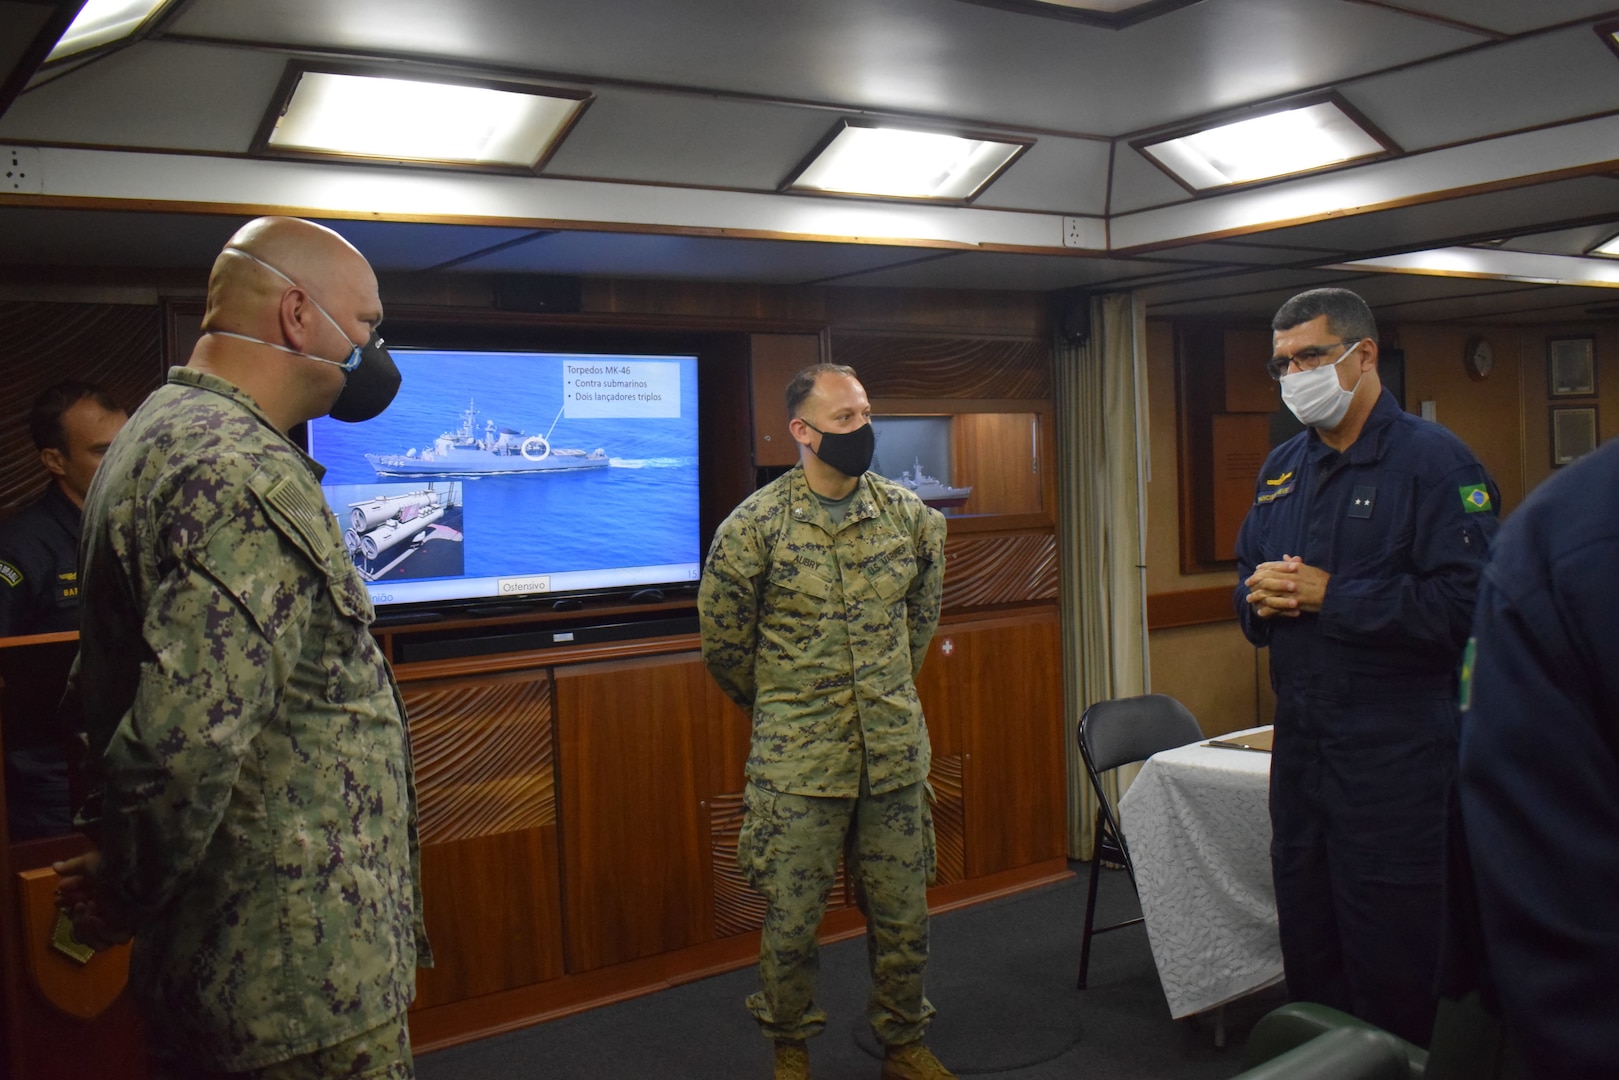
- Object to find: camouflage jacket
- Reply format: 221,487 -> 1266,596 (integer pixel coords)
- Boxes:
698,465 -> 946,797
70,367 -> 428,1071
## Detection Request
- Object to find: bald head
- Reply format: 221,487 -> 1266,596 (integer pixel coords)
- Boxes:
192,216 -> 384,432
203,217 -> 377,331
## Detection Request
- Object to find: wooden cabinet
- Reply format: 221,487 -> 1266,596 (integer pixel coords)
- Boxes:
750,333 -> 822,466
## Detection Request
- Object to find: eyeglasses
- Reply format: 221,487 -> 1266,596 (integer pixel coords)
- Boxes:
1266,339 -> 1361,381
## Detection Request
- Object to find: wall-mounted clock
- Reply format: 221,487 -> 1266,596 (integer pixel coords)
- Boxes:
1464,336 -> 1493,381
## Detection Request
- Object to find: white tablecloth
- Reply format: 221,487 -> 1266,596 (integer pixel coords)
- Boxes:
1117,726 -> 1283,1018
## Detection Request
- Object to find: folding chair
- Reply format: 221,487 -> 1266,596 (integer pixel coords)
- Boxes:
1076,692 -> 1204,989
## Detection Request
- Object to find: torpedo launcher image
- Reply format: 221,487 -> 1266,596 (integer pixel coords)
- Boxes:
342,487 -> 460,575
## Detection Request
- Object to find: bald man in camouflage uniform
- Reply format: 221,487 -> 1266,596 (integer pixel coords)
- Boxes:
700,364 -> 953,1080
54,217 -> 428,1079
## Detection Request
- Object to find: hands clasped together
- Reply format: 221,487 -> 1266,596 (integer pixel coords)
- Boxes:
1245,555 -> 1330,619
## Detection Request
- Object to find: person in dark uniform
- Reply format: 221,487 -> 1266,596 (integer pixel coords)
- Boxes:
1454,435 -> 1619,1077
0,380 -> 127,839
1234,288 -> 1497,1047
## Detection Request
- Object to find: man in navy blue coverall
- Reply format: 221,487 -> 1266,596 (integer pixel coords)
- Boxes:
1235,288 -> 1497,1047
1457,436 -> 1619,1077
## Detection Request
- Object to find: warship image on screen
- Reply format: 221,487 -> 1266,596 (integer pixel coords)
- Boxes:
305,349 -> 701,612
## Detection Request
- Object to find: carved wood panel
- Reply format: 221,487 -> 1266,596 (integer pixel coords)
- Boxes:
402,672 -> 555,846
928,753 -> 966,887
941,533 -> 1059,611
709,793 -> 856,939
0,303 -> 164,512
831,334 -> 1050,400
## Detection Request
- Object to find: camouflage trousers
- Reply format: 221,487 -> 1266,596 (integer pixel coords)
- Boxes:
150,1012 -> 413,1080
737,775 -> 937,1045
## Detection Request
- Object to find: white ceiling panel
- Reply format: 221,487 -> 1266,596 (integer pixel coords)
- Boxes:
1346,26 -> 1619,152
822,250 -> 1184,290
444,230 -> 932,285
1228,177 -> 1619,258
1106,138 -> 1193,214
1361,0 -> 1619,36
540,89 -> 840,190
0,41 -> 286,152
1498,222 -> 1619,255
969,135 -> 1112,215
163,0 -> 1481,137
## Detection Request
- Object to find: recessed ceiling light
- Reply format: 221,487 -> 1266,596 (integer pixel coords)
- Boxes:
1334,247 -> 1619,288
46,0 -> 175,61
1591,232 -> 1619,258
255,65 -> 591,173
1136,97 -> 1395,193
783,120 -> 1031,203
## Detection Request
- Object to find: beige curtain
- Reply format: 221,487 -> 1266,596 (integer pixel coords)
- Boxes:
1055,292 -> 1151,858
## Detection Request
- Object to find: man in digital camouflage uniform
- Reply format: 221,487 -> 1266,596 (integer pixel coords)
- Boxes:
699,363 -> 952,1080
53,216 -> 428,1079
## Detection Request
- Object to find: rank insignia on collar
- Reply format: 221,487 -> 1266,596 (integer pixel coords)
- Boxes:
1459,484 -> 1492,513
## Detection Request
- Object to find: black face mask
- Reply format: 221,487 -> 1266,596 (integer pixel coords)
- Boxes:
329,332 -> 401,423
803,420 -> 875,478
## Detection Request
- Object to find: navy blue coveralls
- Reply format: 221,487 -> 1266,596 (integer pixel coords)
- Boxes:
1457,436 -> 1619,1077
1234,389 -> 1497,1047
0,482 -> 83,839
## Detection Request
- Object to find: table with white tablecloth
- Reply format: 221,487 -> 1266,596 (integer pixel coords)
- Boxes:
1117,726 -> 1283,1019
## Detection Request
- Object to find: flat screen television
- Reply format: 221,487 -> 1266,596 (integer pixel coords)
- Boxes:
304,348 -> 701,617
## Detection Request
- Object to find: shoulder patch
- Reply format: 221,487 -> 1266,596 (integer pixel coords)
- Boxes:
1458,637 -> 1477,712
1265,471 -> 1294,487
255,471 -> 338,568
1459,484 -> 1492,514
0,560 -> 21,588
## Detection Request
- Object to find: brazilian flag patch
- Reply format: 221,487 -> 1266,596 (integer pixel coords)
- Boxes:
1459,484 -> 1492,513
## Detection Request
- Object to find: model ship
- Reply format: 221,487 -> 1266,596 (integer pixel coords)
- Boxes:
365,400 -> 608,478
899,457 -> 972,510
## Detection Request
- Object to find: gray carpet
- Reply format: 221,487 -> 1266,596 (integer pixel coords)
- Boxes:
416,865 -> 1286,1079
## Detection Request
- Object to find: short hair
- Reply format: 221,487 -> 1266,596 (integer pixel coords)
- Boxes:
1272,288 -> 1378,345
785,363 -> 859,420
29,380 -> 122,453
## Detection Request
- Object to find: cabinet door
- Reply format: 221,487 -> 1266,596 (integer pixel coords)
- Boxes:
554,653 -> 715,972
403,669 -> 565,1008
916,611 -> 1067,878
751,334 -> 822,467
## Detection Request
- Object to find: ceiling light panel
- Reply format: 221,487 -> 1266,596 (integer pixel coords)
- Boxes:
46,0 -> 172,61
1593,233 -> 1619,258
1138,98 -> 1394,193
259,67 -> 590,172
785,121 -> 1030,203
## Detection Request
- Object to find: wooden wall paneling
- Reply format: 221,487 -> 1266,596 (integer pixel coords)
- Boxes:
554,653 -> 715,972
926,612 -> 1066,878
939,533 -> 1059,612
830,335 -> 1051,400
0,303 -> 164,512
413,827 -> 565,1008
1210,414 -> 1270,563
703,674 -> 752,802
1223,328 -> 1278,413
950,412 -> 1043,516
400,670 -> 565,1009
750,334 -> 823,467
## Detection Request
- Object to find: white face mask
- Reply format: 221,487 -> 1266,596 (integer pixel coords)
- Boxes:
1280,340 -> 1363,429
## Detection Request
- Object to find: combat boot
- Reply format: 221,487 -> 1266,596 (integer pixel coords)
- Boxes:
773,1038 -> 810,1080
880,1040 -> 956,1080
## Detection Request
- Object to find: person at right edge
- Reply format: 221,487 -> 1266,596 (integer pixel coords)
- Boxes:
699,363 -> 951,1080
1448,434 -> 1619,1078
1234,288 -> 1498,1047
